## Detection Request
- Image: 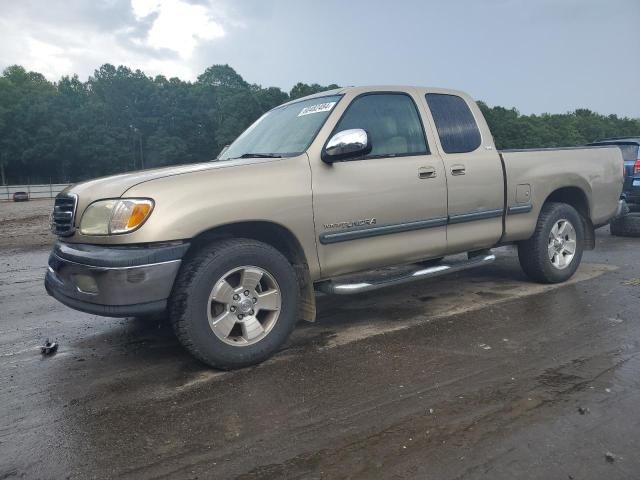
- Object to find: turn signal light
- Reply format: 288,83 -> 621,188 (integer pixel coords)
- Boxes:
127,203 -> 153,229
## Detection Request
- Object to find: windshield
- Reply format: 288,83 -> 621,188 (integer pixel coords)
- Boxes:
219,95 -> 342,160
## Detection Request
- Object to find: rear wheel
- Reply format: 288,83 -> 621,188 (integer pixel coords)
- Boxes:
169,239 -> 300,369
610,212 -> 640,237
518,202 -> 584,283
628,203 -> 640,213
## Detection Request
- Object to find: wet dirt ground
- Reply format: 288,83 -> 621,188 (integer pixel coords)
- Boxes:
0,199 -> 55,249
1,201 -> 639,479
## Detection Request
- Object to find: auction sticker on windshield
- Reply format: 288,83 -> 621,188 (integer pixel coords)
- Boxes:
298,102 -> 336,117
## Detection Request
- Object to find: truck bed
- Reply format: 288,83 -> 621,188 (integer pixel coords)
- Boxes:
499,145 -> 624,243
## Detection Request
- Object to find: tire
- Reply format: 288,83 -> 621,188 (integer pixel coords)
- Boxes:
610,212 -> 640,237
627,203 -> 640,213
169,238 -> 300,369
517,202 -> 584,283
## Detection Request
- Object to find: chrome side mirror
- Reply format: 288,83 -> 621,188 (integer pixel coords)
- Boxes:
322,129 -> 370,163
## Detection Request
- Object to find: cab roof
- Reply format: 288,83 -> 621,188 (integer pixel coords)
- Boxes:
280,85 -> 472,108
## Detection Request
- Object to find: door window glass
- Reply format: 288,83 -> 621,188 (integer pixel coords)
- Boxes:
426,93 -> 481,154
334,93 -> 428,157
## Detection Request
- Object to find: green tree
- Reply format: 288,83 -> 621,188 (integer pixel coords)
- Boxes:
289,82 -> 340,100
0,63 -> 637,185
197,64 -> 248,89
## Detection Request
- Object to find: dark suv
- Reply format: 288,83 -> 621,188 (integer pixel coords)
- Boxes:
589,137 -> 640,206
589,137 -> 640,236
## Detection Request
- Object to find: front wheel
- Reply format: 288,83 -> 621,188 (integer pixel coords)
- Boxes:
517,202 -> 584,283
169,239 -> 300,369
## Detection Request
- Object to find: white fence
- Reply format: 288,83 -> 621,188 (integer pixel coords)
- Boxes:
0,184 -> 71,201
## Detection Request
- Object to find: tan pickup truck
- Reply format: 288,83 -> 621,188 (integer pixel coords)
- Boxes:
45,86 -> 625,368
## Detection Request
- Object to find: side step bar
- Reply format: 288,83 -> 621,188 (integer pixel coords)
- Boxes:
316,252 -> 496,295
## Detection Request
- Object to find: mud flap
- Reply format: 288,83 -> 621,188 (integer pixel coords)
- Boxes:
583,217 -> 596,250
294,263 -> 316,322
300,278 -> 317,322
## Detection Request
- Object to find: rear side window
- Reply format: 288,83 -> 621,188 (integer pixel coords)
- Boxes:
426,93 -> 481,154
334,93 -> 428,157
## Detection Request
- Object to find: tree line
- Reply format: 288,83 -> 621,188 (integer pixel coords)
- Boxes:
0,63 -> 638,185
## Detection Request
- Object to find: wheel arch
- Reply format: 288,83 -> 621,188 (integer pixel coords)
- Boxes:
187,220 -> 317,322
543,186 -> 595,250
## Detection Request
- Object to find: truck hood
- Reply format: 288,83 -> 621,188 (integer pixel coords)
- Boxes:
65,162 -> 222,200
64,158 -> 274,214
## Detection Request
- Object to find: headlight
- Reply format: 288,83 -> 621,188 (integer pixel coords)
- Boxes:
79,198 -> 154,235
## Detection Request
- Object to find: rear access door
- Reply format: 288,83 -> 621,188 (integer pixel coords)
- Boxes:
422,92 -> 505,253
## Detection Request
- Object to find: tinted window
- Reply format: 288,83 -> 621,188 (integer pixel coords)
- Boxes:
333,93 -> 428,157
426,93 -> 481,154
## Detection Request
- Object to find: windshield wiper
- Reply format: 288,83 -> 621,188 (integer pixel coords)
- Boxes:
237,153 -> 282,159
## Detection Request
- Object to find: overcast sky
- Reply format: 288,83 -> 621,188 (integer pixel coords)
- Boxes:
1,0 -> 638,116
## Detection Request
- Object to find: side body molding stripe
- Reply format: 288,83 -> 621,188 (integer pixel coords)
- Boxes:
507,204 -> 533,215
319,217 -> 448,245
319,205 -> 526,245
319,204 -> 536,244
447,208 -> 504,225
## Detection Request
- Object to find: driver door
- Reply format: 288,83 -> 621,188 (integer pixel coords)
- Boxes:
309,91 -> 448,278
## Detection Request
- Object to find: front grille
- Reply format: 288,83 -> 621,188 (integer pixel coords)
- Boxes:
50,194 -> 78,236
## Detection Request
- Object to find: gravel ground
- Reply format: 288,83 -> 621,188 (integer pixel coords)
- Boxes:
1,198 -> 640,479
0,199 -> 55,250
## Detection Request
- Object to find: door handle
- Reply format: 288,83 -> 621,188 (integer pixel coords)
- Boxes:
450,164 -> 466,176
418,166 -> 436,179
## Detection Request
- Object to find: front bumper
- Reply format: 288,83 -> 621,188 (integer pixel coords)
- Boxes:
45,241 -> 189,317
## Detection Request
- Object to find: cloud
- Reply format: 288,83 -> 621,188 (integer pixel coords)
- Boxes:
131,0 -> 225,59
0,0 -> 637,116
0,0 -> 233,80
25,38 -> 73,79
